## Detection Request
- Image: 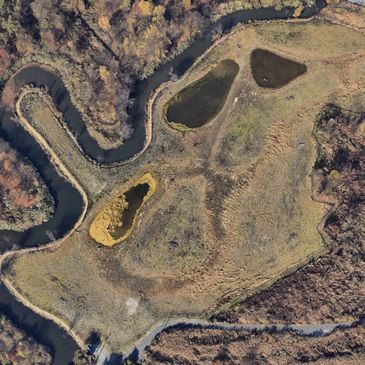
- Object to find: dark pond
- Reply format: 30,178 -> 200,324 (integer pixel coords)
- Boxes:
5,0 -> 324,165
112,183 -> 150,239
166,60 -> 239,128
251,48 -> 307,88
0,1 -> 326,363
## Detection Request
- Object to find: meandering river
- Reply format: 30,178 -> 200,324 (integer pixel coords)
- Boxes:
0,106 -> 85,253
0,1 -> 329,364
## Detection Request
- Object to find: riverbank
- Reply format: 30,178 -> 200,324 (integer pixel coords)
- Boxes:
4,13 -> 353,353
5,0 -> 365,362
0,312 -> 52,364
0,80 -> 89,338
1,276 -> 85,350
0,83 -> 89,362
15,88 -> 89,210
0,281 -> 80,365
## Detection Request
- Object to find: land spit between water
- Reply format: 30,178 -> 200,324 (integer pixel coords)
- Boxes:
0,1 -> 363,362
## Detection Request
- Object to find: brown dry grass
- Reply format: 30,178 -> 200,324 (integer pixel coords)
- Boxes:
5,16 -> 365,352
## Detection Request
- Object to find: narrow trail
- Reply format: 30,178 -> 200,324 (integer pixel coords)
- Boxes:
120,317 -> 365,362
4,1 -> 364,364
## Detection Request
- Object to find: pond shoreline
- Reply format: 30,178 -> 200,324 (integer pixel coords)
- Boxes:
0,1 -> 328,364
0,81 -> 89,364
2,1 -> 326,167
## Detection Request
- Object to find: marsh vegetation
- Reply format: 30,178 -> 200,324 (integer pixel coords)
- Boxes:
89,173 -> 157,247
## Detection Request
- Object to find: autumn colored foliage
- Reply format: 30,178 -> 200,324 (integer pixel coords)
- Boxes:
0,314 -> 52,365
0,138 -> 54,230
0,48 -> 10,75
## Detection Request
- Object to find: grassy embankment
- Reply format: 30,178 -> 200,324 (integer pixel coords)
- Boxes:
5,17 -> 365,352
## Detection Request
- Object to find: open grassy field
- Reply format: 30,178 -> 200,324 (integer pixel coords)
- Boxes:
5,16 -> 365,353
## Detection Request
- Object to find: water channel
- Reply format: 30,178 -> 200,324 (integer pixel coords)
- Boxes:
0,1 -> 328,364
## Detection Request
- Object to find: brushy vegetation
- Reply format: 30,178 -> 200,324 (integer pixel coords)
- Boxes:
0,314 -> 52,365
5,5 -> 365,358
71,349 -> 96,365
0,137 -> 54,231
0,0 -> 311,149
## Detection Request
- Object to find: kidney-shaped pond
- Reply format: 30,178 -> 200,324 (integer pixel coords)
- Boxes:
166,59 -> 239,129
251,48 -> 307,88
89,173 -> 157,247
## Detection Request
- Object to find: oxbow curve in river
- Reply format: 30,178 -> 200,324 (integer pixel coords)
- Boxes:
0,1 -> 330,364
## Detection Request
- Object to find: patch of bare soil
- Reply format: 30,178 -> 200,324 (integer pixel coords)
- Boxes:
213,104 -> 365,324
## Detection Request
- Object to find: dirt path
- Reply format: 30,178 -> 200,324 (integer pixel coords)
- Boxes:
0,89 -> 90,351
121,317 -> 363,361
3,2 -> 364,361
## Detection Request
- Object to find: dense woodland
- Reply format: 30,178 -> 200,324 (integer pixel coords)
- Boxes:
0,314 -> 52,365
0,138 -> 54,231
